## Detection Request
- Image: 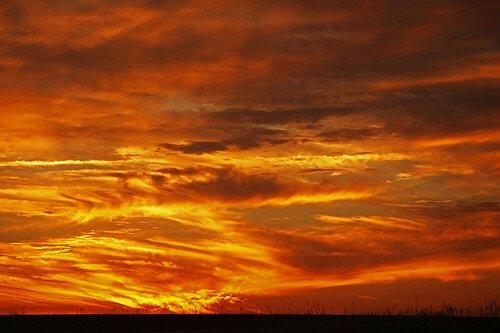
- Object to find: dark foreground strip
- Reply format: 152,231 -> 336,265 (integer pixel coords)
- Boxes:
1,314 -> 498,333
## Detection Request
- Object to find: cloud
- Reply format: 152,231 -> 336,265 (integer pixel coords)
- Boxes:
180,167 -> 284,202
221,127 -> 291,150
243,207 -> 500,286
97,166 -> 376,209
160,141 -> 228,155
380,81 -> 500,139
206,107 -> 359,125
0,233 -> 245,313
318,127 -> 381,142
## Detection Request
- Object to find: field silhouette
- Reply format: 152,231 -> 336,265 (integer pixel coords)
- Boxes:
2,298 -> 499,333
1,314 -> 499,333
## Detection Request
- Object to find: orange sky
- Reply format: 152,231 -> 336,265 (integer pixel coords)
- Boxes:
0,0 -> 499,314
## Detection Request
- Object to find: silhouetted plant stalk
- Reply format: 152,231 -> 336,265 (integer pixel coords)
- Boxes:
204,298 -> 499,316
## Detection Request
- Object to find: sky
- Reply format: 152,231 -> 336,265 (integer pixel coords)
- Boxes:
0,0 -> 499,314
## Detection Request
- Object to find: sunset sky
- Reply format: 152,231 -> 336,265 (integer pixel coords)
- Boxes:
1,0 -> 499,314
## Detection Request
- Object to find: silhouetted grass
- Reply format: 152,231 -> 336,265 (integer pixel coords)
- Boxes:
203,298 -> 500,317
3,299 -> 499,333
6,297 -> 499,317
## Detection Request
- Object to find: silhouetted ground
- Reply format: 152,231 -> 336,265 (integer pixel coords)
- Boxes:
1,314 -> 499,333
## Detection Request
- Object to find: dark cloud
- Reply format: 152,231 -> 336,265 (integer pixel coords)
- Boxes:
156,167 -> 199,175
441,201 -> 499,213
246,222 -> 419,276
2,0 -> 497,115
221,127 -> 291,150
143,0 -> 189,9
159,141 -> 228,155
247,204 -> 500,276
223,136 -> 288,150
299,168 -> 347,174
181,168 -> 284,203
98,166 -> 370,208
156,125 -> 291,152
319,127 -> 381,142
2,3 -> 25,22
206,107 -> 358,125
380,81 -> 500,138
100,167 -> 287,205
